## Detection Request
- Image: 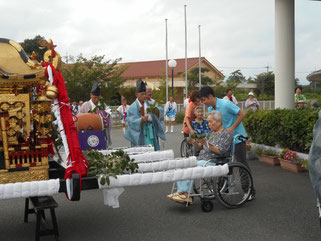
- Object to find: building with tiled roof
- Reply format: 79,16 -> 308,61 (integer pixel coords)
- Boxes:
120,57 -> 224,102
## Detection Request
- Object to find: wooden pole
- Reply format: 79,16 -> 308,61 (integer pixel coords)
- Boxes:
0,113 -> 10,169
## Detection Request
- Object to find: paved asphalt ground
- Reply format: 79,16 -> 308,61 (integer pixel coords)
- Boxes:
1,125 -> 321,241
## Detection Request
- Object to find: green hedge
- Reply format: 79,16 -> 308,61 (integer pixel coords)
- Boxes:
243,109 -> 319,153
175,112 -> 185,123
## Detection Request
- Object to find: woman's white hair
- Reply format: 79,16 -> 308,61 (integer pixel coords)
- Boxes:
194,106 -> 204,115
208,110 -> 222,121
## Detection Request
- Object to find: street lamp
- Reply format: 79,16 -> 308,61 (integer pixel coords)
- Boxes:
168,59 -> 177,97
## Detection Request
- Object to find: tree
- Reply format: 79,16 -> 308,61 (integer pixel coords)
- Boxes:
21,35 -> 47,62
118,86 -> 137,104
246,76 -> 255,83
212,82 -> 227,98
254,71 -> 275,97
151,77 -> 178,105
62,54 -> 127,103
179,67 -> 215,91
226,69 -> 246,84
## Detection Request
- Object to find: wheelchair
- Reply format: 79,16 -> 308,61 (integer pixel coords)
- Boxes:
173,135 -> 254,212
193,161 -> 253,212
180,138 -> 198,157
180,132 -> 201,157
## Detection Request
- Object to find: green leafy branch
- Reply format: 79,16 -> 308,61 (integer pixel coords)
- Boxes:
146,102 -> 160,117
190,133 -> 206,140
86,149 -> 139,186
91,97 -> 107,113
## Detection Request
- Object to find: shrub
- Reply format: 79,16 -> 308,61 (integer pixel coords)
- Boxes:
254,147 -> 263,155
175,112 -> 185,124
244,108 -> 319,153
262,149 -> 278,156
244,109 -> 285,146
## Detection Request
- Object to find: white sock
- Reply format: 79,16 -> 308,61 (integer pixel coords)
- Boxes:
171,126 -> 174,132
166,126 -> 168,132
122,127 -> 125,134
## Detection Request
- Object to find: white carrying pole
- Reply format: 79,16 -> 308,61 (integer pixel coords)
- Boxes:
165,19 -> 169,103
198,25 -> 201,89
184,5 -> 188,99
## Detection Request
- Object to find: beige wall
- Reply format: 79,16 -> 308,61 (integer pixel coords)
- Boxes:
123,61 -> 223,88
122,60 -> 223,103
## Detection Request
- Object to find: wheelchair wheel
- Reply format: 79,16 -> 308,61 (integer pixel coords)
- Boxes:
201,200 -> 213,212
193,178 -> 216,200
214,162 -> 253,209
180,139 -> 193,157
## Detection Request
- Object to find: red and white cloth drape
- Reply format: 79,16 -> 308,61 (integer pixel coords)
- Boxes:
43,63 -> 89,199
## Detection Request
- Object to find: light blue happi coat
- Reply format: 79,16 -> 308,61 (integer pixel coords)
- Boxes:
124,99 -> 165,151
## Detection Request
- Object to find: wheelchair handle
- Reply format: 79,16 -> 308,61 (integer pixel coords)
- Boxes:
234,134 -> 248,142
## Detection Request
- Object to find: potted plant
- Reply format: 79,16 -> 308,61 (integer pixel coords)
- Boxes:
255,147 -> 280,166
278,148 -> 304,173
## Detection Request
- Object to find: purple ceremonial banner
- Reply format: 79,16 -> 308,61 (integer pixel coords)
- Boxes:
78,130 -> 107,150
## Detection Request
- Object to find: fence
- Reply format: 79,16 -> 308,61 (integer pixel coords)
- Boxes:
174,100 -> 275,113
237,100 -> 275,110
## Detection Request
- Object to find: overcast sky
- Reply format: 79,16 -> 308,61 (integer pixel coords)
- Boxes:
1,0 -> 321,84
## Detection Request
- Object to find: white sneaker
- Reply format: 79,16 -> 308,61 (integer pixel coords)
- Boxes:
248,193 -> 255,201
165,131 -> 168,133
170,130 -> 173,133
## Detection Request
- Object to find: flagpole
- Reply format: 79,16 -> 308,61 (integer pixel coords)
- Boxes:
165,18 -> 169,103
184,5 -> 188,99
198,25 -> 201,89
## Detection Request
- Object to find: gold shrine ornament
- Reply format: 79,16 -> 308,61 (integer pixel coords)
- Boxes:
39,38 -> 62,69
44,50 -> 61,70
45,84 -> 58,99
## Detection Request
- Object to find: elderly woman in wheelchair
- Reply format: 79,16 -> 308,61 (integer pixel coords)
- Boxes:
168,110 -> 232,204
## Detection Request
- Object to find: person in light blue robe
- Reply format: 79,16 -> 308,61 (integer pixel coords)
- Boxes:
124,79 -> 165,151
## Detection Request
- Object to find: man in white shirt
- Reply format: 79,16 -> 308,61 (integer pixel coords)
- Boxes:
79,82 -> 111,114
79,81 -> 113,145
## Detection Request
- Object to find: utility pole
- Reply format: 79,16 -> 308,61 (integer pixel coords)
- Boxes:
262,66 -> 270,101
63,53 -> 69,64
184,5 -> 188,99
198,25 -> 201,89
165,19 -> 169,103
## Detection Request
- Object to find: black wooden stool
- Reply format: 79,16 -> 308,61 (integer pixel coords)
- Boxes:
24,196 -> 59,241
